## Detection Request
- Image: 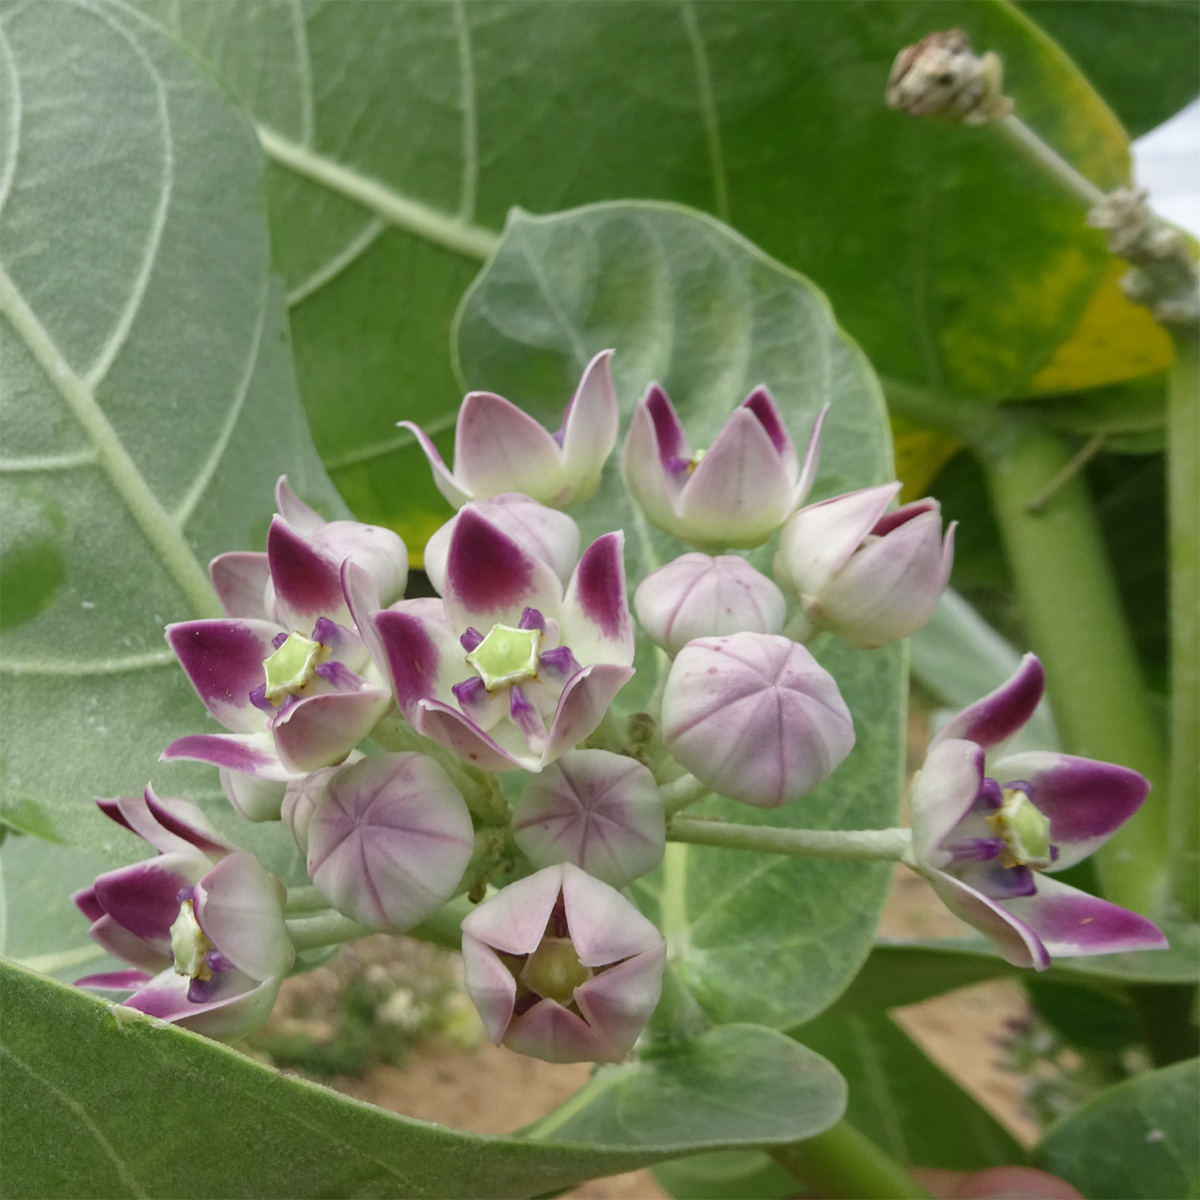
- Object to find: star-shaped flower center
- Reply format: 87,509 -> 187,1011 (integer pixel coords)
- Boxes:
987,786 -> 1053,870
466,623 -> 542,692
263,631 -> 327,705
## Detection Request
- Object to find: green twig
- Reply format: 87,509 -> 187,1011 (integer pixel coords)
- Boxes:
1167,329 -> 1200,920
285,910 -> 372,952
771,1121 -> 931,1199
978,424 -> 1168,916
668,815 -> 911,862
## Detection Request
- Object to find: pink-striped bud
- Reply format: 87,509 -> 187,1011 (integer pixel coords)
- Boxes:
661,633 -> 855,807
305,753 -> 475,932
635,553 -> 786,655
511,750 -> 665,886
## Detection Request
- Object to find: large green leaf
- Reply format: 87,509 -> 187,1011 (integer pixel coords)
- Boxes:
1017,1 -> 1200,137
453,201 -> 903,1030
793,1011 -> 1025,1170
140,0 -> 1129,539
1034,1059 -> 1200,1200
0,961 -> 845,1200
0,0 -> 342,861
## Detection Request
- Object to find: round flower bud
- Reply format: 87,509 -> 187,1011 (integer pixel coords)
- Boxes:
661,633 -> 855,808
511,749 -> 665,887
305,753 -> 475,932
461,863 -> 666,1063
423,494 -> 581,594
635,553 -> 786,655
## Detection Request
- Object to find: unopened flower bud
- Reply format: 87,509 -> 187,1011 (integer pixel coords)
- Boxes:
511,750 -> 665,887
622,385 -> 825,550
305,753 -> 475,932
661,633 -> 854,808
774,483 -> 955,649
423,494 -> 581,594
635,553 -> 786,655
461,863 -> 665,1063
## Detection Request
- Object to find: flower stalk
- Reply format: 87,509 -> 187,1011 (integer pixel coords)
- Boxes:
1168,328 -> 1200,920
770,1121 -> 931,1200
667,815 -> 911,863
284,909 -> 372,952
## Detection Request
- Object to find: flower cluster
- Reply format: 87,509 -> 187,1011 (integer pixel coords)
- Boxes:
73,351 -> 1162,1058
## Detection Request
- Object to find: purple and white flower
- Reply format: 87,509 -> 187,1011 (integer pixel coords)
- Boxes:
164,550 -> 391,782
73,789 -> 293,1042
461,862 -> 666,1063
372,509 -> 635,772
909,655 -> 1167,969
401,351 -> 618,510
211,477 -> 408,623
661,632 -> 855,808
635,552 -> 786,656
423,494 -> 581,596
511,749 -> 665,887
302,753 -> 476,932
774,482 -> 955,648
622,384 -> 825,550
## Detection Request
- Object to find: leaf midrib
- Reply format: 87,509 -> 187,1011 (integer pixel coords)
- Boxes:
0,264 -> 220,620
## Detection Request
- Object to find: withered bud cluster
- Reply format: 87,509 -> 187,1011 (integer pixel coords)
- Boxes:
886,29 -> 1012,126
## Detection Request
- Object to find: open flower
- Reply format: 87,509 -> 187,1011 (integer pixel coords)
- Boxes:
164,543 -> 391,782
622,384 -> 824,550
371,509 -> 634,772
423,494 -> 581,595
909,655 -> 1167,969
461,862 -> 666,1063
210,476 -> 408,623
73,789 -> 293,1042
661,632 -> 855,807
401,350 -> 618,510
774,482 -> 954,648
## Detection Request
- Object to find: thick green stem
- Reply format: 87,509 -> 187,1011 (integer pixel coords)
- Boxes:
668,816 -> 911,862
1167,330 -> 1200,920
659,774 -> 711,816
770,1122 -> 930,1200
979,425 -> 1168,915
284,885 -> 327,914
285,910 -> 371,952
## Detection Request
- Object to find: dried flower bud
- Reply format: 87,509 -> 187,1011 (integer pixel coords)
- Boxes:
886,29 -> 1012,125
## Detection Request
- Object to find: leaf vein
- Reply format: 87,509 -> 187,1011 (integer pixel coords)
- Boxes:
679,0 -> 729,223
286,216 -> 386,308
80,0 -> 175,392
0,1043 -> 151,1198
453,0 -> 478,223
257,124 -> 498,262
0,20 -> 20,218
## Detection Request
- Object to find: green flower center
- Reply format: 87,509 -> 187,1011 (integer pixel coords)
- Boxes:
263,632 -> 326,705
169,899 -> 214,980
987,788 -> 1053,870
465,624 -> 541,691
519,937 -> 592,1005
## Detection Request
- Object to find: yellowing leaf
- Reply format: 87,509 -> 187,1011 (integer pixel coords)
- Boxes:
891,418 -> 962,502
1026,260 -> 1172,395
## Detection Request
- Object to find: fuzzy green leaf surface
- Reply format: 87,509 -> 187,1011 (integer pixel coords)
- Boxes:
0,0 -> 342,863
454,201 -> 904,1031
0,961 -> 845,1200
1034,1058 -> 1200,1199
793,1011 -> 1025,1171
139,0 -> 1128,539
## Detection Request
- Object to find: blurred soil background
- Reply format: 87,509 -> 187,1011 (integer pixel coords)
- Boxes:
243,703 -> 1091,1198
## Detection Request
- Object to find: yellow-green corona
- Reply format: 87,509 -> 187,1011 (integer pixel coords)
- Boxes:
519,937 -> 593,1005
263,632 -> 327,705
466,623 -> 542,692
988,787 -> 1053,870
169,899 -> 214,980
